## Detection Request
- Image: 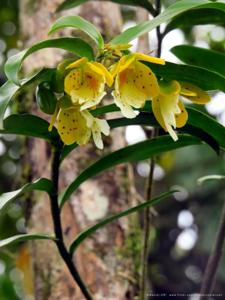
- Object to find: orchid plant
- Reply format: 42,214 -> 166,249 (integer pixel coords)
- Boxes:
0,0 -> 225,299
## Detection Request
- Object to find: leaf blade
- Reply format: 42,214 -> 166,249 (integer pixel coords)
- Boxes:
0,68 -> 56,130
197,175 -> 225,185
1,114 -> 59,143
110,0 -> 211,44
4,37 -> 94,85
0,178 -> 53,212
0,81 -> 19,129
147,61 -> 225,92
166,2 -> 225,33
69,190 -> 176,255
59,134 -> 202,208
0,234 -> 55,248
48,16 -> 104,49
171,45 -> 225,77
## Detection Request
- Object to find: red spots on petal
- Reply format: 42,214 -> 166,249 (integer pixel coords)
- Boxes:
119,70 -> 127,87
89,77 -> 98,90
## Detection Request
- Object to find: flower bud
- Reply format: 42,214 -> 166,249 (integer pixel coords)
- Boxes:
36,82 -> 57,115
58,95 -> 73,109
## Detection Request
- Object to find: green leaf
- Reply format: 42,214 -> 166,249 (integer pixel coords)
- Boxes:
166,2 -> 225,33
107,113 -> 221,154
48,16 -> 104,49
0,69 -> 55,129
110,0 -> 211,44
56,0 -> 155,14
0,234 -> 55,248
5,38 -> 94,85
197,175 -> 225,185
171,45 -> 225,78
91,103 -> 120,117
0,178 -> 53,212
187,107 -> 225,149
147,61 -> 225,92
0,114 -> 59,144
0,81 -> 19,129
69,190 -> 175,254
59,134 -> 202,208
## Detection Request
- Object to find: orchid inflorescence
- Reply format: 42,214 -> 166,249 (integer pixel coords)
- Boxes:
46,44 -> 210,149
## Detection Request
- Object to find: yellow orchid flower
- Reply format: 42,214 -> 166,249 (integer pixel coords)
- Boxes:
49,103 -> 110,149
57,107 -> 91,146
111,53 -> 165,118
152,80 -> 210,141
64,57 -> 113,110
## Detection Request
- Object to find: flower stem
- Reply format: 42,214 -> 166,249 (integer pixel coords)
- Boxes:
140,1 -> 162,299
140,152 -> 156,300
199,200 -> 225,300
50,147 -> 93,300
156,0 -> 162,58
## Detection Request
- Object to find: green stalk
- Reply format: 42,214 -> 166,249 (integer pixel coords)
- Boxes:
199,201 -> 225,299
140,154 -> 156,300
50,147 -> 93,300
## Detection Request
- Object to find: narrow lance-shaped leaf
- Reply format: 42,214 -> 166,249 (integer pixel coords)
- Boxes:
59,135 -> 203,208
0,68 -> 55,129
146,61 -> 225,92
186,108 -> 225,150
197,175 -> 225,185
165,2 -> 225,33
70,190 -> 176,255
105,105 -> 225,150
0,178 -> 54,212
0,234 -> 56,248
48,16 -> 104,49
171,45 -> 225,78
0,81 -> 19,129
5,37 -> 94,85
107,114 -> 220,154
91,103 -> 119,117
0,114 -> 59,144
110,0 -> 211,44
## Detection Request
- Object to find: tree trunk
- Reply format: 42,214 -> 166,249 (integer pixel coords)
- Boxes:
19,1 -> 138,299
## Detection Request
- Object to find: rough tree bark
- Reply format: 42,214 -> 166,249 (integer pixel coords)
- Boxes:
19,0 -> 139,299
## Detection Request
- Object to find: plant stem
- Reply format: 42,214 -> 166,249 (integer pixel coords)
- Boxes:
140,153 -> 156,300
146,2 -> 157,17
50,148 -> 93,300
199,201 -> 225,300
156,0 -> 162,58
140,1 -> 162,299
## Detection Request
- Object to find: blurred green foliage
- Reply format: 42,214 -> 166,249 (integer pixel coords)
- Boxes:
0,1 -> 22,299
